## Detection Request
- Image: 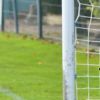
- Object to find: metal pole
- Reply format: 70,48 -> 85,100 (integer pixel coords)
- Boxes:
62,0 -> 75,100
0,0 -> 4,31
0,0 -> 2,30
13,0 -> 19,33
37,0 -> 43,38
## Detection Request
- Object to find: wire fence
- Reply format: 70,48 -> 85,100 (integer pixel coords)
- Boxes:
1,0 -> 62,40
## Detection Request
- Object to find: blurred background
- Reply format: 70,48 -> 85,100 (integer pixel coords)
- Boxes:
1,0 -> 100,44
75,0 -> 100,47
1,0 -> 62,40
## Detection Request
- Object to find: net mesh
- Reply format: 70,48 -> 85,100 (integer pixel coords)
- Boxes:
75,0 -> 100,100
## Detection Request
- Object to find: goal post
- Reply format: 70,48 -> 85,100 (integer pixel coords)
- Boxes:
0,0 -> 3,30
62,0 -> 75,100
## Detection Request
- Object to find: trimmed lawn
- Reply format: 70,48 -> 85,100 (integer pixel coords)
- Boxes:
0,34 -> 62,100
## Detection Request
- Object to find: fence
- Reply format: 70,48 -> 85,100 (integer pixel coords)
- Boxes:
0,0 -> 62,40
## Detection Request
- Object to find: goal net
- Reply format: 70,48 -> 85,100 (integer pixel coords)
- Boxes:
75,0 -> 100,100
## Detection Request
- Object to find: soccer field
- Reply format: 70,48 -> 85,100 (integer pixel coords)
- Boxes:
0,34 -> 62,100
0,34 -> 99,100
76,47 -> 100,100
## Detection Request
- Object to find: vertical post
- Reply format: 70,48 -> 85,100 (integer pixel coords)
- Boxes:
37,0 -> 43,38
62,0 -> 75,100
0,0 -> 2,30
13,0 -> 19,33
0,0 -> 4,31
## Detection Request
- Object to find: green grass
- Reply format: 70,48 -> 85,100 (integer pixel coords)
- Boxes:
0,34 -> 62,100
76,48 -> 100,100
0,34 -> 99,100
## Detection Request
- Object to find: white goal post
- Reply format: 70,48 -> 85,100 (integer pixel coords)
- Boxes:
0,0 -> 2,29
62,0 -> 75,100
62,0 -> 100,100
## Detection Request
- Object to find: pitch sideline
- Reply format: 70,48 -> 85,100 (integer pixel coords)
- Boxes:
0,87 -> 24,100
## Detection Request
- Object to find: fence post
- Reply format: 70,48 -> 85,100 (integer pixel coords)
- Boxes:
37,0 -> 43,38
13,0 -> 19,33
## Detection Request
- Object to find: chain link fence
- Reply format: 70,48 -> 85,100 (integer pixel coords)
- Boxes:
1,0 -> 62,40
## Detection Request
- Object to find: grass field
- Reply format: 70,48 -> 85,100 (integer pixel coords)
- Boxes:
0,34 -> 62,100
0,34 -> 99,100
76,47 -> 100,100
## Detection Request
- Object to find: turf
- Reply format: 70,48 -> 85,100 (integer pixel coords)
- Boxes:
76,48 -> 100,100
0,34 -> 99,100
0,34 -> 62,100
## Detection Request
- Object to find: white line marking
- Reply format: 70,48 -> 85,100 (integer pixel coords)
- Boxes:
87,98 -> 100,100
87,99 -> 100,100
0,87 -> 24,100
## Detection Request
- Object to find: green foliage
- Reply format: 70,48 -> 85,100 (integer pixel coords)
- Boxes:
80,0 -> 100,17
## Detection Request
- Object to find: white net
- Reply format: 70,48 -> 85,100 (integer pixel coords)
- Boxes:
75,0 -> 100,100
